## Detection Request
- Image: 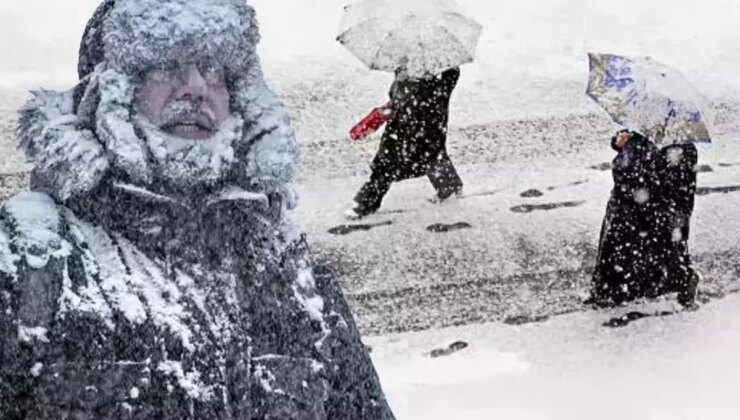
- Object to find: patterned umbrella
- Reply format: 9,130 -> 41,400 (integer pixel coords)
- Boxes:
337,0 -> 482,78
587,53 -> 712,145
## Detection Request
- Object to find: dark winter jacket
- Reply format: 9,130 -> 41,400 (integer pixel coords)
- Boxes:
372,67 -> 460,181
0,187 -> 393,420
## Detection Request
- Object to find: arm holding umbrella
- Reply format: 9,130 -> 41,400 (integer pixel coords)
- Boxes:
349,102 -> 393,141
348,69 -> 415,141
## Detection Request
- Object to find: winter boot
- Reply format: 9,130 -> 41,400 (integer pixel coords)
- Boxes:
677,270 -> 701,310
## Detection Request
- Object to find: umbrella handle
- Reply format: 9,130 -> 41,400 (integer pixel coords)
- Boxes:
349,104 -> 392,141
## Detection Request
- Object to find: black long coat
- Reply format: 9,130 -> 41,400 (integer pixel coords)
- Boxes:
0,185 -> 396,420
372,67 -> 460,181
592,133 -> 699,305
592,133 -> 666,304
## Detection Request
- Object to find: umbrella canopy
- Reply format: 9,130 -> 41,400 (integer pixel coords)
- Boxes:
337,0 -> 482,78
586,53 -> 712,146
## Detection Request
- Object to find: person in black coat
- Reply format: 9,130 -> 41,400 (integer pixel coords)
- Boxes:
345,67 -> 463,219
588,130 -> 700,308
589,130 -> 665,306
656,142 -> 700,307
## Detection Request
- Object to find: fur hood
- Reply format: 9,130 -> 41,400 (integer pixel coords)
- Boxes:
18,0 -> 299,208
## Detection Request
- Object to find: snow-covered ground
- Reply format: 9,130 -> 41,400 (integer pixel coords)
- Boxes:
295,152 -> 740,335
368,293 -> 740,420
1,0 -> 739,417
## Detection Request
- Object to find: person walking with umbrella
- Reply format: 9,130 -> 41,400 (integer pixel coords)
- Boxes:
337,0 -> 482,219
589,128 -> 665,306
346,65 -> 464,218
586,53 -> 709,308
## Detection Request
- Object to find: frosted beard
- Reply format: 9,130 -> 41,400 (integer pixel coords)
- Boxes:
134,114 -> 244,192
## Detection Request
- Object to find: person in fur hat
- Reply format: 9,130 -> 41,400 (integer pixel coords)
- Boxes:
0,1 -> 395,419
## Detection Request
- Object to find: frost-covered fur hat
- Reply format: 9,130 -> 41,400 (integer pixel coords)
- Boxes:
19,0 -> 299,208
80,0 -> 258,79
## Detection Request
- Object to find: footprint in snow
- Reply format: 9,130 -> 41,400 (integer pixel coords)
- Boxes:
603,311 -> 675,328
376,209 -> 410,215
429,341 -> 469,358
328,220 -> 393,236
510,200 -> 586,214
503,314 -> 550,326
520,189 -> 544,198
426,222 -> 472,233
696,185 -> 740,196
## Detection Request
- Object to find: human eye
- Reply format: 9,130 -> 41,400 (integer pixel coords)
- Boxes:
199,61 -> 225,84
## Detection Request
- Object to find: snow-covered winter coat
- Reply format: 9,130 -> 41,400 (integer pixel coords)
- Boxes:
591,133 -> 698,305
372,67 -> 460,181
0,1 -> 395,419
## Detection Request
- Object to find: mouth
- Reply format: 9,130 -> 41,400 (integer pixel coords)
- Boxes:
162,114 -> 216,140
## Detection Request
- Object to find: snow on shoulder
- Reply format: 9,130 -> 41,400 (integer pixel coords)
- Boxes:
1,192 -> 70,269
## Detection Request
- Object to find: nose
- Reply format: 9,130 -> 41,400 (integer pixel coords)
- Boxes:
175,64 -> 208,101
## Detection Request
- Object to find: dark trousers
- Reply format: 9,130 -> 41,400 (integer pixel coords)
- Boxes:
353,151 -> 463,215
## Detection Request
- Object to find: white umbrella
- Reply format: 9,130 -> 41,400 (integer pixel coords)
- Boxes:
337,0 -> 482,78
586,53 -> 712,146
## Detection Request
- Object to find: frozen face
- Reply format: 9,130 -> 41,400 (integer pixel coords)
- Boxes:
135,61 -> 231,140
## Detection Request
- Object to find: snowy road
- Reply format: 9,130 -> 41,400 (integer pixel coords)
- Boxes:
290,102 -> 740,335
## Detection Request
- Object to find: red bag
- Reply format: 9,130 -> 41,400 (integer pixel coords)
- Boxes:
349,103 -> 392,140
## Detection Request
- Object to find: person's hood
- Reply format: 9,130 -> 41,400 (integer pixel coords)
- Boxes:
18,0 -> 299,209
